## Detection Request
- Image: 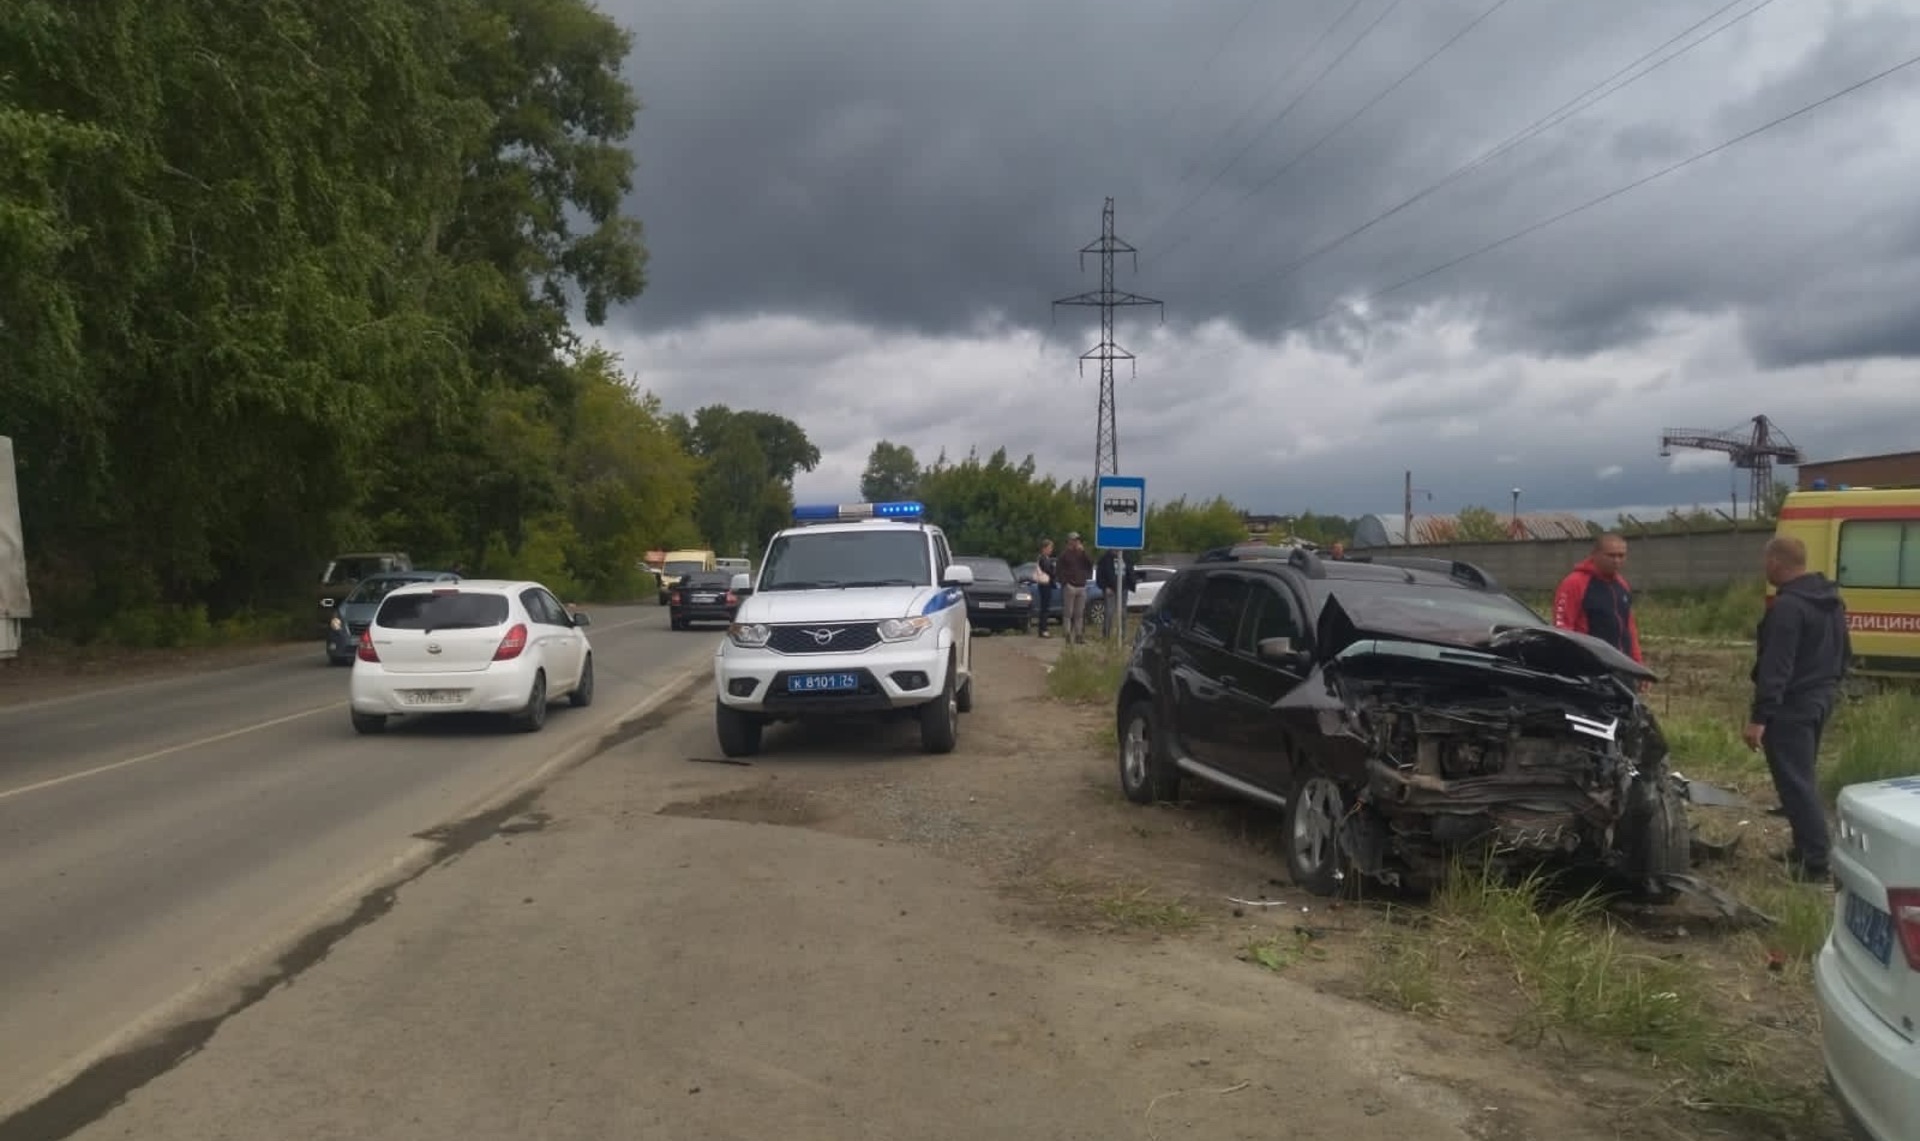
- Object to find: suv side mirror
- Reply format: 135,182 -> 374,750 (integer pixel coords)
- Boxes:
942,564 -> 975,587
730,572 -> 753,594
1258,636 -> 1311,671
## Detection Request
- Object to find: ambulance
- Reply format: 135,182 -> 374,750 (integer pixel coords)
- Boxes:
1772,486 -> 1920,677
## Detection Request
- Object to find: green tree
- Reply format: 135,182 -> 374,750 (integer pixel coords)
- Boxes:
917,447 -> 1085,563
860,441 -> 922,502
1146,496 -> 1246,553
1455,506 -> 1511,542
671,405 -> 821,557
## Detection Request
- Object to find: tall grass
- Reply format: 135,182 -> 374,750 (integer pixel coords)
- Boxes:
1821,687 -> 1920,798
1045,639 -> 1129,704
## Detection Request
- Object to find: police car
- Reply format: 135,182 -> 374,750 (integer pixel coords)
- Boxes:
713,500 -> 975,757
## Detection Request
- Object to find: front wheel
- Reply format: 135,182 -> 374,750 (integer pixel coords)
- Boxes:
716,701 -> 763,757
919,654 -> 959,754
569,654 -> 595,707
1285,769 -> 1357,897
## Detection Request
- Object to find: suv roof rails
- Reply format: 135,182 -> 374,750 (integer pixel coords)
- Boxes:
1347,554 -> 1501,592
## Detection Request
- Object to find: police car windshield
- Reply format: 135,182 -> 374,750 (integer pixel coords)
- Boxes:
759,529 -> 931,591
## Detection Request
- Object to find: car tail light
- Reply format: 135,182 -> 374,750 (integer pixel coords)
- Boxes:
356,628 -> 379,663
494,622 -> 528,661
1889,888 -> 1920,971
669,591 -> 681,605
726,592 -> 738,605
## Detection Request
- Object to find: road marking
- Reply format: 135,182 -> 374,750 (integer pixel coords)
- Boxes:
0,702 -> 345,804
0,613 -> 679,802
0,662 -> 708,1126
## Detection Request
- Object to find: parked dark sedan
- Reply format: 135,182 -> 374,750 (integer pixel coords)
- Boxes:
669,571 -> 747,630
952,556 -> 1034,633
1113,547 -> 1691,901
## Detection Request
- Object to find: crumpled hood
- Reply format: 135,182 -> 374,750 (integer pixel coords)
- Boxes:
1315,593 -> 1657,682
735,586 -> 955,625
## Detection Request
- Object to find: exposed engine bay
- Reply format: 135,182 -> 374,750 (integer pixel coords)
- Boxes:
1324,647 -> 1683,892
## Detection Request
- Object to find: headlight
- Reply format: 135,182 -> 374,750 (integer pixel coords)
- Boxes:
878,616 -> 932,641
1013,590 -> 1031,602
329,616 -> 342,631
728,622 -> 771,648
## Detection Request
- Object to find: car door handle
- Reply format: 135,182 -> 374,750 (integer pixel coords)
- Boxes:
1217,674 -> 1236,690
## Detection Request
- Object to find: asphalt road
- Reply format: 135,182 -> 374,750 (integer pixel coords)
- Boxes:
0,605 -> 721,1115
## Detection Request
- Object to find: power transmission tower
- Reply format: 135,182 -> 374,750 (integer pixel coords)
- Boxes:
1052,198 -> 1163,484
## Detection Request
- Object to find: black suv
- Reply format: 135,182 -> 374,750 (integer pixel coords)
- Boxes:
1114,548 -> 1691,899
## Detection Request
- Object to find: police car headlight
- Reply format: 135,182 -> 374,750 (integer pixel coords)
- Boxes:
877,616 -> 932,641
728,622 -> 772,648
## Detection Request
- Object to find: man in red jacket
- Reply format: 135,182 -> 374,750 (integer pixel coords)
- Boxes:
1551,532 -> 1643,663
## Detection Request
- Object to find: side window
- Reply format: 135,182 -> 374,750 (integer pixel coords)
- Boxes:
1237,583 -> 1302,656
537,588 -> 573,626
1157,570 -> 1204,627
520,589 -> 559,626
1188,575 -> 1252,647
1838,520 -> 1920,589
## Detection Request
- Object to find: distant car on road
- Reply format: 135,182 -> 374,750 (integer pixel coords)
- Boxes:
952,555 -> 1033,634
1814,775 -> 1920,1141
669,570 -> 746,630
348,579 -> 594,735
325,570 -> 461,666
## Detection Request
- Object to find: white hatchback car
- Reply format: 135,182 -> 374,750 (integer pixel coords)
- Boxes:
347,579 -> 594,735
1815,775 -> 1920,1140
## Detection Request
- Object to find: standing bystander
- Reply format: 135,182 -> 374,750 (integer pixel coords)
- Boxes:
1551,532 -> 1643,664
1056,532 -> 1094,644
1032,539 -> 1058,638
1745,535 -> 1851,882
1094,547 -> 1121,639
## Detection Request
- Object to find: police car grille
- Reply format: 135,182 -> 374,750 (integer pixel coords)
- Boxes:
767,624 -> 882,654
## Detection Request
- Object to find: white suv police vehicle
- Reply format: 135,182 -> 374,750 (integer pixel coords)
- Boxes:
713,500 -> 975,758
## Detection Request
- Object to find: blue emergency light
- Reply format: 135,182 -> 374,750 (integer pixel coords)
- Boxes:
791,500 -> 925,523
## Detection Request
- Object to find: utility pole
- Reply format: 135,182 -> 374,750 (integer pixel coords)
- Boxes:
1053,198 -> 1163,490
1402,470 -> 1432,546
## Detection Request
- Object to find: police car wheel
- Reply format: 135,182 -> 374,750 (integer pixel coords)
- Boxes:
919,653 -> 959,755
716,700 -> 762,758
955,668 -> 974,714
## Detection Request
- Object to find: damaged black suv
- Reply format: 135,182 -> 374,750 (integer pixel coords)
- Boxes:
1114,548 -> 1691,899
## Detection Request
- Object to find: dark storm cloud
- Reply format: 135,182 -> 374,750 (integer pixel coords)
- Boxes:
609,0 -> 1920,368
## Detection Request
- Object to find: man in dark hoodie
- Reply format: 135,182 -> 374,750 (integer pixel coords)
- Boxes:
1745,535 -> 1852,881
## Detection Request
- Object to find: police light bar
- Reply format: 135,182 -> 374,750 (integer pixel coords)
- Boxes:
791,500 -> 925,523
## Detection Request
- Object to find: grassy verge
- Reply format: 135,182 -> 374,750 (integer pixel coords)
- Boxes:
1045,639 -> 1129,704
1356,862 -> 1835,1132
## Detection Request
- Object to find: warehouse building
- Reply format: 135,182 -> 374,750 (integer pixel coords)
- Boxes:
1797,449 -> 1920,490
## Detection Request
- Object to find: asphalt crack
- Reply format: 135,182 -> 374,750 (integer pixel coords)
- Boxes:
0,699 -> 685,1141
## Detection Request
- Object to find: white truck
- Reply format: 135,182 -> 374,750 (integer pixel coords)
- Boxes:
0,436 -> 29,660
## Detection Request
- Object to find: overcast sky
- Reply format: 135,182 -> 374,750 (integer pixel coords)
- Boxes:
595,0 -> 1920,520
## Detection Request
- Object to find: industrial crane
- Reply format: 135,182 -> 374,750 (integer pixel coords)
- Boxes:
1659,414 -> 1806,520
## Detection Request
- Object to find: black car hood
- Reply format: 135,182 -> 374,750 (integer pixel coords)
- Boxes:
1314,593 -> 1657,682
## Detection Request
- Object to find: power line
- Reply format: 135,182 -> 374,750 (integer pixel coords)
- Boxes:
1052,199 -> 1164,483
1156,0 -> 1521,268
1189,0 -> 1780,311
1140,0 -> 1270,141
1137,0 -> 1371,247
1145,0 -> 1408,250
1182,46 -> 1920,367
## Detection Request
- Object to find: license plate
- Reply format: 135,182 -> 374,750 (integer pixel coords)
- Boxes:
692,593 -> 718,603
787,672 -> 859,693
402,689 -> 465,706
977,601 -> 1004,609
1844,889 -> 1895,966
